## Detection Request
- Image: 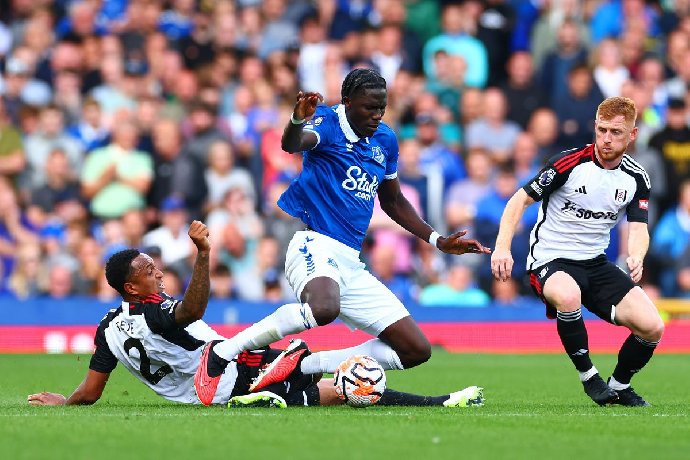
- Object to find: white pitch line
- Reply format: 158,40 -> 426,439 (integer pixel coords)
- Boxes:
0,412 -> 687,418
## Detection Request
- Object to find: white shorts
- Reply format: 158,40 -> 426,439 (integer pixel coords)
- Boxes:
284,231 -> 410,336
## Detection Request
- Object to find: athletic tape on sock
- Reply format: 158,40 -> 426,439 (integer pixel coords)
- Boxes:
579,367 -> 598,382
608,376 -> 630,390
634,335 -> 659,348
557,309 -> 582,322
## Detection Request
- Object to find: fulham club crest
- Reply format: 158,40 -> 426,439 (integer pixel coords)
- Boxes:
614,189 -> 628,204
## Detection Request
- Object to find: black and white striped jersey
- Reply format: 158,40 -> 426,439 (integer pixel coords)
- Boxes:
89,293 -> 237,404
522,144 -> 650,271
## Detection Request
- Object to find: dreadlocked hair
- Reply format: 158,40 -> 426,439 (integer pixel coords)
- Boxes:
341,68 -> 386,102
105,248 -> 140,296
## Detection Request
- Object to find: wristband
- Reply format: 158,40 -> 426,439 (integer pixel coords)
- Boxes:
290,114 -> 305,125
428,231 -> 441,248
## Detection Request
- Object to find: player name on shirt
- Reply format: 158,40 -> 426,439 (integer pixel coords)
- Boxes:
89,293 -> 229,403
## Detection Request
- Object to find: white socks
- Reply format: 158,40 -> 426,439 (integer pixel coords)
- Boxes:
607,375 -> 630,391
213,303 -> 318,361
211,304 -> 406,376
579,368 -> 631,390
579,366 -> 599,382
300,339 -> 404,374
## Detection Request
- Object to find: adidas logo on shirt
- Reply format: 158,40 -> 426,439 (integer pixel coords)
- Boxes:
575,186 -> 587,194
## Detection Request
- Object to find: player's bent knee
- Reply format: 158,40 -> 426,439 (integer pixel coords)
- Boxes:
543,274 -> 581,310
303,279 -> 341,325
308,297 -> 341,325
313,307 -> 340,326
645,320 -> 665,342
400,342 -> 432,369
631,317 -> 665,342
550,292 -> 581,312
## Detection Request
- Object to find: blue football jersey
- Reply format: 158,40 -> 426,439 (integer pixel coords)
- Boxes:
278,104 -> 399,250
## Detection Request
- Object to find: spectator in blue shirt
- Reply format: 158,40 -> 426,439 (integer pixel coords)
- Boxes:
423,3 -> 489,88
420,264 -> 490,307
551,63 -> 604,150
159,0 -> 195,42
539,19 -> 589,105
475,163 -> 538,291
0,176 -> 39,292
650,180 -> 690,296
369,244 -> 417,304
590,0 -> 660,44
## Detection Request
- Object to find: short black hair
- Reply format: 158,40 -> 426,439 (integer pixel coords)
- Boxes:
105,249 -> 140,296
341,68 -> 386,102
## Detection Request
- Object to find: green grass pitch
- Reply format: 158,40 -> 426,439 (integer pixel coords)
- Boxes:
0,351 -> 688,460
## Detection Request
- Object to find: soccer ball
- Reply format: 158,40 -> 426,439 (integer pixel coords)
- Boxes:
333,355 -> 386,407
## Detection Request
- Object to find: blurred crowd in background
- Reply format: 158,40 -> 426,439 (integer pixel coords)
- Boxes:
1,0 -> 689,306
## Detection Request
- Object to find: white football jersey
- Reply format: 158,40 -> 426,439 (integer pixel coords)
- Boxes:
523,144 -> 650,270
89,293 -> 237,404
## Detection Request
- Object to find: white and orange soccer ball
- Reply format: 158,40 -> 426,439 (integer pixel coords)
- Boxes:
333,355 -> 386,407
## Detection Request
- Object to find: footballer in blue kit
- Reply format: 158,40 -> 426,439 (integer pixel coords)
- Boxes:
278,102 -> 398,250
194,69 -> 491,405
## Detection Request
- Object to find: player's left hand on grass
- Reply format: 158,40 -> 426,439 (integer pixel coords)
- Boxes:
188,220 -> 210,253
626,256 -> 644,283
437,230 -> 492,255
28,392 -> 67,406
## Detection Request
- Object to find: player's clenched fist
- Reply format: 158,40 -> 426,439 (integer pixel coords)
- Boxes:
491,249 -> 514,282
293,91 -> 324,121
188,220 -> 210,252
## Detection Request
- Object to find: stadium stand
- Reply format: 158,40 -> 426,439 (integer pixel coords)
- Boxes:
0,0 -> 688,332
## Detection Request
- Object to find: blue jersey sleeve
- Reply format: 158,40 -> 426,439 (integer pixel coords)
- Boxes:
303,105 -> 337,149
382,127 -> 399,179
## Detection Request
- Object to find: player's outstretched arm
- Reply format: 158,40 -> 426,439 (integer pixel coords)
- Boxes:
28,370 -> 110,406
378,179 -> 491,255
436,229 -> 491,255
626,221 -> 650,283
281,91 -> 322,152
174,220 -> 211,326
491,189 -> 535,281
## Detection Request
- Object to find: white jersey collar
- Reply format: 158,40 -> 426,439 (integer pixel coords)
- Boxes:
336,104 -> 360,143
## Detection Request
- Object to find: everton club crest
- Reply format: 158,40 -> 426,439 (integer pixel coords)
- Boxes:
371,146 -> 385,164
